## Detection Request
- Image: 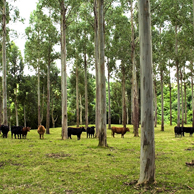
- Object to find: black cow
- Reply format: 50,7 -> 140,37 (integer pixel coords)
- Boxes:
87,126 -> 95,138
68,127 -> 86,140
182,127 -> 194,136
11,126 -> 23,139
0,125 -> 9,138
174,126 -> 183,137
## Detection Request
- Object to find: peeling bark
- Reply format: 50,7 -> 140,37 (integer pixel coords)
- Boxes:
138,0 -> 155,184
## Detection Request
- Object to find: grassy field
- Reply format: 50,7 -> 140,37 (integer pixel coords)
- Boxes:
0,124 -> 194,194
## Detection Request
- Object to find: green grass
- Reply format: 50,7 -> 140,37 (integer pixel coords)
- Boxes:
0,124 -> 194,194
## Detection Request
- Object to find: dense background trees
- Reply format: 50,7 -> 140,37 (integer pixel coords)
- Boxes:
1,0 -> 194,131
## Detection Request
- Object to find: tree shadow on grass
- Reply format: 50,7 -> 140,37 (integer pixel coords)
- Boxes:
124,180 -> 193,193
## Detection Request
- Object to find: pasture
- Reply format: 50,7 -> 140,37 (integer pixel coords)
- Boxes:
0,124 -> 194,194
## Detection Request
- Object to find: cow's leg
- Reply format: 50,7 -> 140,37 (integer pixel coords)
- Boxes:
113,132 -> 115,137
39,134 -> 41,139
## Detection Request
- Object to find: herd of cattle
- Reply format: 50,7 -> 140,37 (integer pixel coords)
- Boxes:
0,125 -> 131,140
1,124 -> 193,139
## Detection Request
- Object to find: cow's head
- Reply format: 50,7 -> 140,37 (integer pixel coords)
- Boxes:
26,127 -> 31,132
81,127 -> 86,132
126,127 -> 130,132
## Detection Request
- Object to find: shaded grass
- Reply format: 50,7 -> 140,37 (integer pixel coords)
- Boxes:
0,124 -> 194,193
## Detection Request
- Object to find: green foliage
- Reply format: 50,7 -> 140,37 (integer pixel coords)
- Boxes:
156,84 -> 193,125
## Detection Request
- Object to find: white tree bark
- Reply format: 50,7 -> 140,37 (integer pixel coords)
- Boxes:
76,64 -> 79,127
138,0 -> 155,184
98,0 -> 107,147
61,3 -> 68,139
2,0 -> 7,125
38,66 -> 41,126
94,0 -> 100,137
80,94 -> 82,125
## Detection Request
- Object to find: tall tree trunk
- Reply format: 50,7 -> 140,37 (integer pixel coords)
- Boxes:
192,66 -> 194,128
169,66 -> 172,126
0,91 -> 2,125
138,0 -> 155,184
161,70 -> 164,131
107,60 -> 111,129
2,0 -> 7,125
84,52 -> 88,130
184,67 -> 187,124
191,0 -> 194,127
154,79 -> 157,127
51,96 -> 58,128
76,64 -> 79,127
15,90 -> 19,126
41,86 -> 44,123
175,25 -> 180,127
80,94 -> 82,125
131,0 -> 139,136
94,0 -> 100,137
131,87 -> 133,125
98,0 -> 107,147
38,66 -> 41,126
61,2 -> 68,139
180,70 -> 184,127
24,102 -> 26,127
46,60 -> 50,134
122,65 -> 127,129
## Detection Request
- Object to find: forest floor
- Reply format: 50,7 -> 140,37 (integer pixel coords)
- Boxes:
0,124 -> 194,194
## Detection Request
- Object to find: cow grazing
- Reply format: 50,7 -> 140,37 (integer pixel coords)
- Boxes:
87,126 -> 95,138
68,127 -> 86,140
182,127 -> 194,136
111,126 -> 130,138
0,125 -> 9,138
22,127 -> 31,138
11,126 -> 23,139
174,126 -> 194,137
37,125 -> 46,139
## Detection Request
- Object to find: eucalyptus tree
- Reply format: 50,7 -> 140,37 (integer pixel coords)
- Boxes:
25,7 -> 46,127
92,0 -> 114,136
138,0 -> 155,184
120,0 -> 139,137
1,0 -> 7,125
39,0 -> 83,139
40,10 -> 59,134
97,0 -> 107,147
112,8 -> 131,129
104,5 -> 117,129
74,9 -> 94,130
69,66 -> 95,125
7,41 -> 24,126
164,0 -> 191,127
0,0 -> 21,125
50,65 -> 61,128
